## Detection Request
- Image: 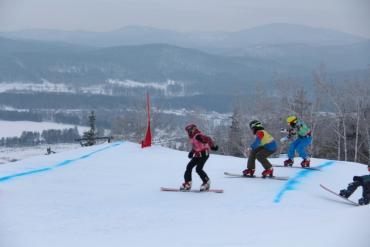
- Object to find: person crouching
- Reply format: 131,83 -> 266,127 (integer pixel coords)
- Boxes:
243,120 -> 278,178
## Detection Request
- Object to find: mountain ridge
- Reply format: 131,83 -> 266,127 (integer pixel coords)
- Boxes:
1,23 -> 367,48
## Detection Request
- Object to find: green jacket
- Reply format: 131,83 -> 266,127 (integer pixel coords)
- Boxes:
362,174 -> 370,183
289,119 -> 311,138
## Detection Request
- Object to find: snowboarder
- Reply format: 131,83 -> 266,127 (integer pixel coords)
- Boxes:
45,147 -> 56,155
281,115 -> 312,167
243,120 -> 278,177
339,166 -> 370,205
180,124 -> 218,191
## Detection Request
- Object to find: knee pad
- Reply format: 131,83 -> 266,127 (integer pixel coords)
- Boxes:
353,176 -> 363,184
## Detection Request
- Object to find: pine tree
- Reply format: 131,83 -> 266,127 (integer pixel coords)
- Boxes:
82,111 -> 97,146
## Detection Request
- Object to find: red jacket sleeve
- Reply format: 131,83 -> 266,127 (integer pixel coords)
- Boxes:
256,130 -> 265,140
251,130 -> 264,150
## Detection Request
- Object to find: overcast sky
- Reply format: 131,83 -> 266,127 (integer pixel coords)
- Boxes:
0,0 -> 369,37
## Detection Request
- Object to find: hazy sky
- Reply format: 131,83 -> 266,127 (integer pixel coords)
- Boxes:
0,0 -> 369,37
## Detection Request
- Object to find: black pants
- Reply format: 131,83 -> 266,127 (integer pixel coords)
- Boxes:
184,155 -> 209,183
247,147 -> 275,170
352,176 -> 370,198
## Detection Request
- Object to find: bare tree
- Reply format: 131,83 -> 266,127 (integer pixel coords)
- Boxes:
314,69 -> 349,161
227,106 -> 247,157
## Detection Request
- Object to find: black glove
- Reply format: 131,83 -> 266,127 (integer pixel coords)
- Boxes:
289,129 -> 296,135
188,151 -> 194,159
211,145 -> 218,151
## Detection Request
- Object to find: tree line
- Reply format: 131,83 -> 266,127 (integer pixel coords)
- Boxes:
0,128 -> 80,147
111,70 -> 370,165
1,69 -> 369,164
216,71 -> 370,164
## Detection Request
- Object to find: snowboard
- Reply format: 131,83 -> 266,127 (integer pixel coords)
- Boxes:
160,187 -> 224,193
224,172 -> 289,181
319,184 -> 360,206
272,164 -> 320,171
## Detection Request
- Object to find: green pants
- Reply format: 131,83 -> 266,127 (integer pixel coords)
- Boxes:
247,147 -> 274,170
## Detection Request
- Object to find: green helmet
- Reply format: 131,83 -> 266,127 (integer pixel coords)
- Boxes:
249,120 -> 263,129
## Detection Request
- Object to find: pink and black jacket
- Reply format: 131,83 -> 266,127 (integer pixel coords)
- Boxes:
188,129 -> 216,157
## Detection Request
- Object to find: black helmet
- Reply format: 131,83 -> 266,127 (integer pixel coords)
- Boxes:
249,120 -> 263,129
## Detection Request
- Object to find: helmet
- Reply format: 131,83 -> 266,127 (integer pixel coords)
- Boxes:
249,120 -> 263,129
185,124 -> 197,135
287,115 -> 298,124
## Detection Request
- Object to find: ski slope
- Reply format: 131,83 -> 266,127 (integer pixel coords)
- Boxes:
0,142 -> 369,247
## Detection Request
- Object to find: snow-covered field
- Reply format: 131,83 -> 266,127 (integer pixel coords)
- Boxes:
0,143 -> 82,164
0,120 -> 88,138
0,79 -> 185,96
0,142 -> 369,247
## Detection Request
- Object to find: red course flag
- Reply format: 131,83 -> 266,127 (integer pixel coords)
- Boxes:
141,93 -> 152,148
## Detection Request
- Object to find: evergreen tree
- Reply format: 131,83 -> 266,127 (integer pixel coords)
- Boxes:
82,111 -> 97,146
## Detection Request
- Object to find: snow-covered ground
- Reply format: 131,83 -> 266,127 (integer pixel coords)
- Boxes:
0,142 -> 369,247
0,143 -> 82,164
0,120 -> 88,138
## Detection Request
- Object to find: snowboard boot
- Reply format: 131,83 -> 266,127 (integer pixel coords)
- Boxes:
243,169 -> 255,177
284,159 -> 294,167
358,197 -> 370,205
339,181 -> 360,198
301,158 -> 310,168
200,180 -> 211,191
262,168 -> 274,178
180,181 -> 192,191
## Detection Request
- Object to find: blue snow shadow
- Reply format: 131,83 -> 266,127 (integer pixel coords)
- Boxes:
0,142 -> 123,183
274,161 -> 335,203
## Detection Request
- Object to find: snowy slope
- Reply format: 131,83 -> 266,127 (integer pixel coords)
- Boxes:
0,143 -> 82,164
0,142 -> 369,247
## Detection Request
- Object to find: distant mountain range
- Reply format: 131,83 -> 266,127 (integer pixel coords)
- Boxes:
0,38 -> 275,95
0,23 -> 369,112
1,23 -> 367,50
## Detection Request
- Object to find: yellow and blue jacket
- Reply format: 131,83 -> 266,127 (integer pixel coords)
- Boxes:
251,130 -> 277,151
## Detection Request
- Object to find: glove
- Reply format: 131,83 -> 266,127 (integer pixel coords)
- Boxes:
280,136 -> 289,143
211,145 -> 218,151
289,129 -> 296,135
188,151 -> 194,159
